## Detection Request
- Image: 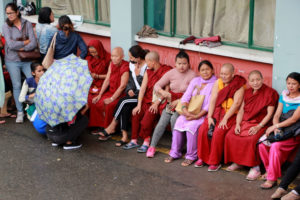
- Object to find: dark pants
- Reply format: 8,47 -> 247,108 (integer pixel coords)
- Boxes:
46,115 -> 88,145
113,96 -> 137,131
279,148 -> 300,193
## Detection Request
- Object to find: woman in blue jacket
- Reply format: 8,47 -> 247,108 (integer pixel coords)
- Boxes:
53,15 -> 87,60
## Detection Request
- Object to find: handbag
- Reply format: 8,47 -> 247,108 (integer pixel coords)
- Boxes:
176,85 -> 205,115
16,21 -> 41,61
42,32 -> 57,69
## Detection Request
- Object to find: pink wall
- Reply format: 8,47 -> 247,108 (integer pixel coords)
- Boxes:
79,32 -> 111,53
138,42 -> 273,87
78,33 -> 273,87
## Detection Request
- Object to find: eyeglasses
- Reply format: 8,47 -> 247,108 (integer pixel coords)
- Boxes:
6,12 -> 16,16
130,60 -> 137,64
62,26 -> 70,31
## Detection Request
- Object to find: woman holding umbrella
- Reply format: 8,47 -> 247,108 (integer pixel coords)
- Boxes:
53,15 -> 87,60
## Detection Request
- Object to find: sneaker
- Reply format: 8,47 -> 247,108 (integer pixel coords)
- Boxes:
246,167 -> 261,181
281,191 -> 300,200
271,187 -> 288,199
194,159 -> 204,168
16,112 -> 24,123
51,142 -> 59,147
146,146 -> 156,158
208,164 -> 221,172
63,142 -> 82,150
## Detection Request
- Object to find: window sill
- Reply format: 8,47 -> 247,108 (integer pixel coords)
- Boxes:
23,15 -> 111,37
135,35 -> 273,64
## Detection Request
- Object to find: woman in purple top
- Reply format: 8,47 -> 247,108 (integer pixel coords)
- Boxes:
2,3 -> 37,123
165,60 -> 217,166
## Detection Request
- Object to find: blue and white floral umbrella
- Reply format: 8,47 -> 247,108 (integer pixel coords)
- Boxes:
35,54 -> 92,127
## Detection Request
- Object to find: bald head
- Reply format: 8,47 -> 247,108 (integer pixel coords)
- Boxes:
220,63 -> 235,84
248,70 -> 263,79
145,51 -> 160,63
111,47 -> 124,65
221,63 -> 235,74
112,47 -> 124,57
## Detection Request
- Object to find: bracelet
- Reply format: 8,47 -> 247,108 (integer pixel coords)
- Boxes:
275,124 -> 279,129
181,105 -> 187,109
158,98 -> 162,102
258,123 -> 264,128
110,97 -> 114,101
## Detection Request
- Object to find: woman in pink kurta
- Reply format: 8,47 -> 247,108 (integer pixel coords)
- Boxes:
164,60 -> 217,166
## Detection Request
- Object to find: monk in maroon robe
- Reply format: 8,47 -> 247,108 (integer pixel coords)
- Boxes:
89,47 -> 129,133
196,63 -> 246,171
224,70 -> 278,180
123,51 -> 171,152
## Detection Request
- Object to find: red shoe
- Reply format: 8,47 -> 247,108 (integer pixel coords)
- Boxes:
208,164 -> 221,172
194,159 -> 204,168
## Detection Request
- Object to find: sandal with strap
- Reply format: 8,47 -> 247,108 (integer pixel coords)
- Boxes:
260,180 -> 277,190
164,156 -> 176,163
137,145 -> 148,153
90,128 -> 103,136
181,159 -> 194,167
123,142 -> 139,150
115,140 -> 128,147
0,113 -> 16,118
98,129 -> 112,141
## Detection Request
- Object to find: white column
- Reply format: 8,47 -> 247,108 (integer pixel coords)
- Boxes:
273,0 -> 300,92
110,0 -> 144,59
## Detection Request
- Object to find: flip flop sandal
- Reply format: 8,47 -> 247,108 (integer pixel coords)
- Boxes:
260,181 -> 277,189
123,142 -> 139,150
98,129 -> 112,141
115,140 -> 128,147
90,128 -> 103,135
137,145 -> 148,153
164,156 -> 176,163
0,113 -> 16,118
181,159 -> 194,167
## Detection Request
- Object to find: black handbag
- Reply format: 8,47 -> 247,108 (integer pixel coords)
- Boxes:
257,110 -> 300,144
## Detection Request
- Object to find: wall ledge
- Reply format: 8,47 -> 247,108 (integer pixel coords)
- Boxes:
135,35 -> 273,64
23,15 -> 111,37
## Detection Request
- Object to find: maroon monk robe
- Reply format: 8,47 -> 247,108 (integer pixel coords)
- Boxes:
86,40 -> 111,104
197,75 -> 247,165
88,60 -> 129,128
224,84 -> 279,167
131,65 -> 172,140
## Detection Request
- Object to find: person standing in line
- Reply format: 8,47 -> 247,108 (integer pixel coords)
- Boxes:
2,3 -> 37,123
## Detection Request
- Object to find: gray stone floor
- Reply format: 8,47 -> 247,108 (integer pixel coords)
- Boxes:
0,118 -> 282,200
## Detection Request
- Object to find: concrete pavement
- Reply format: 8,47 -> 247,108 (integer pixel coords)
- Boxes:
0,118 -> 282,200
